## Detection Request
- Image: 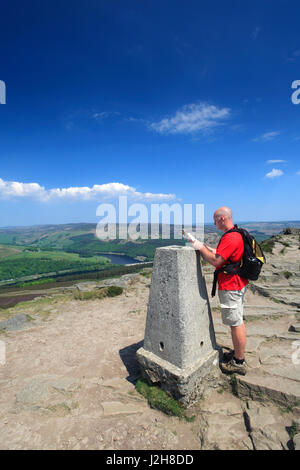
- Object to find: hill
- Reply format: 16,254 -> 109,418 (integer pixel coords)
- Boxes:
0,220 -> 299,300
0,229 -> 299,449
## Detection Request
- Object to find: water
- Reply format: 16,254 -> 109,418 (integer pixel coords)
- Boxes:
98,253 -> 142,265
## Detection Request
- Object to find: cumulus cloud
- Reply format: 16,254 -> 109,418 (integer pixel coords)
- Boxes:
149,102 -> 231,135
265,169 -> 284,179
0,178 -> 47,199
0,178 -> 176,202
253,131 -> 280,142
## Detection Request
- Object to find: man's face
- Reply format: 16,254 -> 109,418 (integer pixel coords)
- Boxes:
213,213 -> 223,229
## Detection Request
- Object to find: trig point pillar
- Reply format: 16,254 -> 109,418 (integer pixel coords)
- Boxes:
137,246 -> 221,407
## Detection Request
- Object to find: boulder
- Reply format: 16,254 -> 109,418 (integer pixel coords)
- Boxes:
0,313 -> 29,332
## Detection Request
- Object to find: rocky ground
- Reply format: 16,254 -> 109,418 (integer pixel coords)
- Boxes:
0,231 -> 300,450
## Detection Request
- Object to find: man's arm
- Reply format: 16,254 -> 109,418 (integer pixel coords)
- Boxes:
198,244 -> 224,268
182,231 -> 223,267
203,244 -> 216,254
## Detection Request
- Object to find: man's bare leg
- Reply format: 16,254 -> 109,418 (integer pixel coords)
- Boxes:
230,323 -> 246,360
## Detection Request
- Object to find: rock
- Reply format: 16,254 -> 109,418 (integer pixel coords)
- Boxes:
292,418 -> 300,433
14,375 -> 79,414
75,284 -> 93,293
289,324 -> 300,333
137,246 -> 220,407
96,274 -> 140,291
244,401 -> 276,431
101,401 -> 148,416
283,228 -> 300,235
244,401 -> 290,450
237,374 -> 300,410
293,433 -> 300,450
250,429 -> 283,450
198,391 -> 252,450
0,313 -> 29,332
101,377 -> 135,394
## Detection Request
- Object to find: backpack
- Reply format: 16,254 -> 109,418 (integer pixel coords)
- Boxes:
211,225 -> 266,297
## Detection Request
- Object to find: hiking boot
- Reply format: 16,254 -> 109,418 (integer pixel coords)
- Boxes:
221,358 -> 247,376
222,349 -> 234,363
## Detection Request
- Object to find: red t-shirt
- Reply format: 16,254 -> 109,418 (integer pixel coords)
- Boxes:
216,230 -> 249,291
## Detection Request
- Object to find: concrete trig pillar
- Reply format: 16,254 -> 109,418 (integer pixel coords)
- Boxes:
137,246 -> 221,407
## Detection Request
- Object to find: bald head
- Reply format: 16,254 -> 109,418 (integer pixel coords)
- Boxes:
214,207 -> 232,220
213,207 -> 234,232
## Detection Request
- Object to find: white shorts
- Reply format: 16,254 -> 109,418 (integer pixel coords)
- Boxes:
218,286 -> 247,327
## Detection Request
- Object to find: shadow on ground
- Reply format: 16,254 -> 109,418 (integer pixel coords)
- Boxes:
119,340 -> 144,384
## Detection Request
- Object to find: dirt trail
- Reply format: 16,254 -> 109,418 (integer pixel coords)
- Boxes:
0,270 -> 298,450
0,276 -> 205,450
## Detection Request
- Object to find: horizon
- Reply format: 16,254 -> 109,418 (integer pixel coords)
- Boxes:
1,1 -> 300,225
1,219 -> 300,231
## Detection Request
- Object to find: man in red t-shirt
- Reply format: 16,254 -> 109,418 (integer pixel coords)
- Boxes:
187,206 -> 248,375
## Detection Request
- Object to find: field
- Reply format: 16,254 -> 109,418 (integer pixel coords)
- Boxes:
0,221 -> 297,286
0,246 -> 111,284
0,224 -> 187,285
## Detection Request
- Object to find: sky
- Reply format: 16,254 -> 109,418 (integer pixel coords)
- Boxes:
0,0 -> 300,227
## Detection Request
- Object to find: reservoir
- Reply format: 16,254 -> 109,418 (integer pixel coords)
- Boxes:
99,253 -> 142,265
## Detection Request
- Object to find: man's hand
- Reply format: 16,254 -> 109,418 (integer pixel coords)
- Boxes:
182,230 -> 204,251
182,230 -> 224,266
192,239 -> 204,251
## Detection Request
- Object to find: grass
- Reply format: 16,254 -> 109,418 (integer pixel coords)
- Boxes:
73,285 -> 123,300
211,306 -> 221,312
288,422 -> 299,439
140,270 -> 152,279
135,378 -> 195,422
229,374 -> 238,396
0,244 -> 23,259
16,278 -> 56,288
244,315 -> 261,323
0,249 -> 111,283
107,286 -> 123,297
279,404 -> 295,415
257,390 -> 265,400
260,238 -> 275,254
271,297 -> 282,304
244,314 -> 283,323
11,293 -> 72,316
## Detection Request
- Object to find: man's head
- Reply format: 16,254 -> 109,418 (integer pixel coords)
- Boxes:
213,206 -> 234,232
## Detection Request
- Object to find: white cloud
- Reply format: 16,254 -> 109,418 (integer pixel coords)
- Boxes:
92,111 -> 121,120
253,131 -> 280,142
287,49 -> 300,62
297,171 -> 300,176
251,27 -> 261,40
266,159 -> 287,164
265,169 -> 284,179
0,178 -> 47,199
92,112 -> 109,119
0,178 -> 176,202
149,102 -> 231,135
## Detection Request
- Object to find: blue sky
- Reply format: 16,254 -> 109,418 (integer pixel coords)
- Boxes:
0,0 -> 300,226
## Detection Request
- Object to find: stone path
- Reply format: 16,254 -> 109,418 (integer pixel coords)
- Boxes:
204,230 -> 300,426
0,237 -> 299,450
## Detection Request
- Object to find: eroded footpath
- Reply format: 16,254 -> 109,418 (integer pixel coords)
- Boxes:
0,243 -> 300,450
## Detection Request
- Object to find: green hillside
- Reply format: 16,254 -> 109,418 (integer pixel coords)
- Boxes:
0,248 -> 110,282
0,221 -> 297,284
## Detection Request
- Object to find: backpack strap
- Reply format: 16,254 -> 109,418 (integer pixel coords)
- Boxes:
211,225 -> 241,297
211,268 -> 223,297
